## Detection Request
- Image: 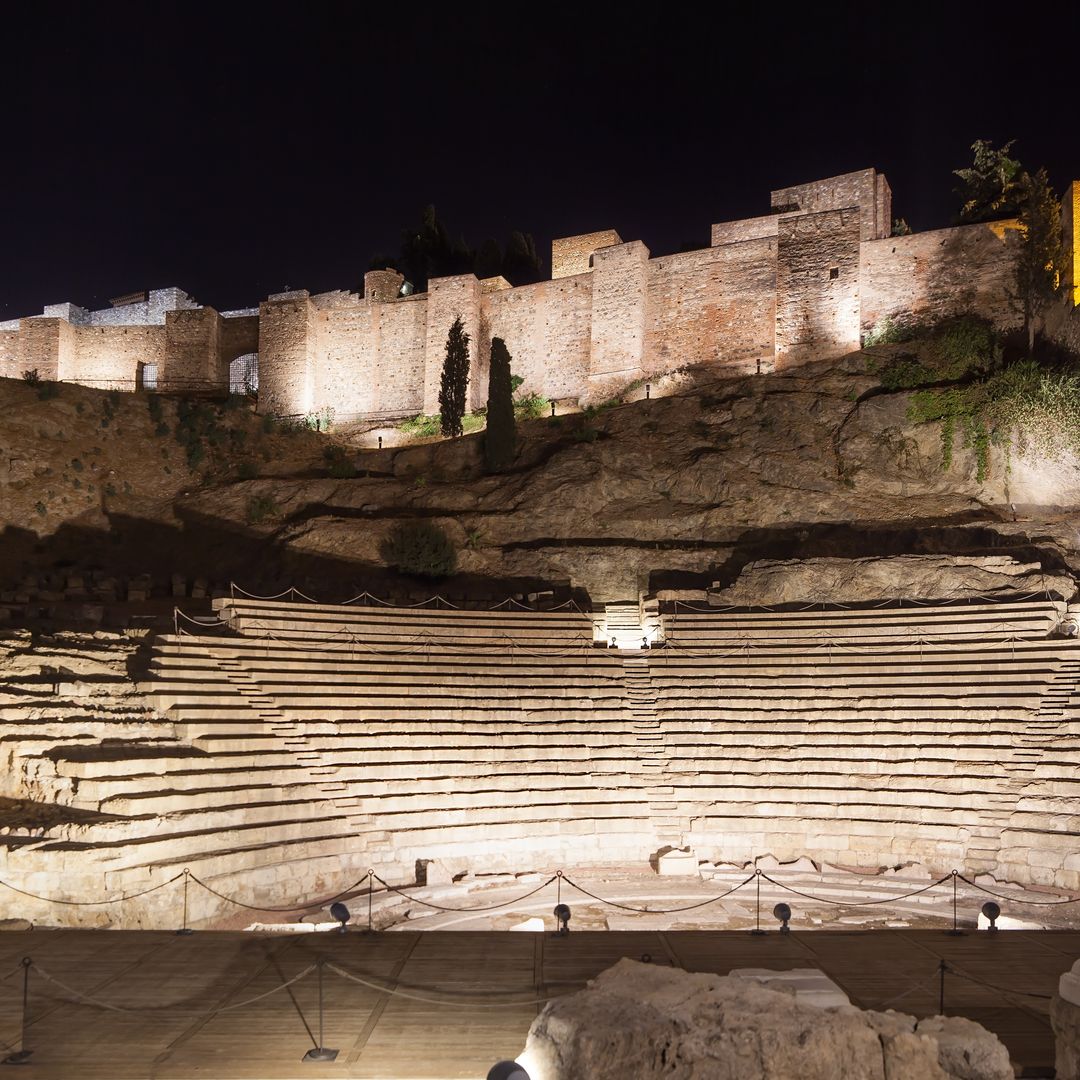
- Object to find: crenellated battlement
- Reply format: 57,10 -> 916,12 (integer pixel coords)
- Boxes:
2,169 -> 1072,414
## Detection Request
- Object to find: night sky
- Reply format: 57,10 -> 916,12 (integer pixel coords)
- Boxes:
1,5 -> 1074,319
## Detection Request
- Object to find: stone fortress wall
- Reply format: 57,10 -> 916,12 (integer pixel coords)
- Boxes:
3,168 -> 1072,414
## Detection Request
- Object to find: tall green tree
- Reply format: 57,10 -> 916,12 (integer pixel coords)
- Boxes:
484,337 -> 517,472
954,139 -> 1025,223
1013,167 -> 1065,354
439,316 -> 470,438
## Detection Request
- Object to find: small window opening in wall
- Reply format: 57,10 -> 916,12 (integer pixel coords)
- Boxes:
829,267 -> 839,280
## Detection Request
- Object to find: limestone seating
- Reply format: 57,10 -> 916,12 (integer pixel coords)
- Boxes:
661,599 -> 1062,643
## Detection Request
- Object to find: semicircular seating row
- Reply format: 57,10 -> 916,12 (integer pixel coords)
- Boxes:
3,597 -> 1078,918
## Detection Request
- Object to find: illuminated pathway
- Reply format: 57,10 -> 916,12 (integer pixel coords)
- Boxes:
0,927 -> 1074,1076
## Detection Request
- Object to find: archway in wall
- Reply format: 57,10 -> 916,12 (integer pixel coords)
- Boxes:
229,353 -> 258,395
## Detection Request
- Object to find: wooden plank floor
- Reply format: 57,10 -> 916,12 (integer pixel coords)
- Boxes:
0,928 -> 1072,1078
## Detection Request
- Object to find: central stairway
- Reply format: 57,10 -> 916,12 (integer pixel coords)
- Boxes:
623,654 -> 683,847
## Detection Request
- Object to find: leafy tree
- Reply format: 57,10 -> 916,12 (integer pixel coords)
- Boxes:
1013,167 -> 1065,354
891,218 -> 912,237
370,206 -> 543,291
439,316 -> 470,437
484,337 -> 516,472
954,139 -> 1024,223
379,520 -> 457,578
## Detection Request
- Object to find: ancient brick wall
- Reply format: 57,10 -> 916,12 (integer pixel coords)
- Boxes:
645,239 -> 776,375
710,214 -> 778,247
66,324 -> 166,388
483,276 -> 593,401
164,308 -> 221,389
312,294 -> 427,417
0,329 -> 19,378
775,209 -> 862,366
588,240 -> 650,398
423,275 -> 482,414
859,222 -> 1021,334
771,168 -> 889,242
258,294 -> 315,415
551,230 -> 621,279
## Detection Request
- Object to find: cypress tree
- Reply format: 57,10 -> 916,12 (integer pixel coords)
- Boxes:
484,337 -> 516,472
438,316 -> 470,437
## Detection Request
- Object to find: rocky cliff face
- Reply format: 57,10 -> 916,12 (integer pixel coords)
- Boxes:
2,347 -> 1078,607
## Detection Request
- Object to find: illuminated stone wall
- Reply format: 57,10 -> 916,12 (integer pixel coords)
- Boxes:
859,222 -> 1022,335
1065,181 -> 1079,307
551,229 -> 622,278
645,238 -> 776,375
3,169 -> 1048,413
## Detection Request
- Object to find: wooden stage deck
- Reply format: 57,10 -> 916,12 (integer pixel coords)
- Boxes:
0,928 -> 1075,1078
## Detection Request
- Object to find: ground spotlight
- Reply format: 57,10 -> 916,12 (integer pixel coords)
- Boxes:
488,1062 -> 531,1080
553,903 -> 571,934
773,902 -> 792,933
329,901 -> 350,933
981,901 -> 1001,931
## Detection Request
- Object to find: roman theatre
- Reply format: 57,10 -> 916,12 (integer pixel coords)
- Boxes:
3,167 -> 1080,1075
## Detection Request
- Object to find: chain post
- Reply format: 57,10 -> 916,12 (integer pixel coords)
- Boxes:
939,958 -> 947,1015
367,869 -> 374,933
947,869 -> 964,936
751,869 -> 766,935
1,958 -> 33,1065
176,869 -> 193,936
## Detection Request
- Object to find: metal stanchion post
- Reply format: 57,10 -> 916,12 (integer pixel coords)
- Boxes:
947,870 -> 963,936
366,869 -> 374,933
177,869 -> 193,935
302,959 -> 338,1063
2,958 -> 33,1065
751,870 -> 766,935
938,959 -> 946,1015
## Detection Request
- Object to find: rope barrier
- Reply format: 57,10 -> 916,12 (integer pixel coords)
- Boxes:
188,871 -> 373,913
759,872 -> 953,907
28,960 -> 320,1014
958,873 -> 1080,906
326,961 -> 562,1007
2,865 -> 1076,921
0,872 -> 185,907
228,582 -> 589,617
560,873 -> 756,914
943,965 -> 1054,1001
371,873 -> 558,912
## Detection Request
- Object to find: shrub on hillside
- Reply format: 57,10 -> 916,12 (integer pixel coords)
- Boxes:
379,521 -> 457,578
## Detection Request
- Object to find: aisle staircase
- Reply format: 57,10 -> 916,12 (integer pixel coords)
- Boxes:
623,654 -> 683,847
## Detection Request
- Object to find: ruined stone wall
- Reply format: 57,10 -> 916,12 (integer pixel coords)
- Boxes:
771,168 -> 889,242
163,308 -> 221,389
645,238 -> 776,375
551,229 -> 621,279
423,275 -> 483,414
775,209 -> 862,366
258,294 -> 315,415
312,295 -> 427,417
710,214 -> 778,247
483,276 -> 593,401
0,328 -> 19,378
859,222 -> 1022,334
588,240 -> 650,398
65,324 -> 166,388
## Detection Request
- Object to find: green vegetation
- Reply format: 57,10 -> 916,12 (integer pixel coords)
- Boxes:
370,204 -> 542,292
865,316 -> 1000,390
954,139 -> 1024,223
439,316 -> 470,438
379,520 -> 457,578
236,460 -> 259,481
246,494 -> 280,524
322,444 -> 357,478
513,391 -> 549,420
21,369 -> 40,385
484,337 -> 516,472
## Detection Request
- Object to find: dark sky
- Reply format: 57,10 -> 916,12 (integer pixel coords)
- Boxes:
1,4 -> 1074,319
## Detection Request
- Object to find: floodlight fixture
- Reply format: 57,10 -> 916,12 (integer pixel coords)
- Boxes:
981,901 -> 1001,931
553,903 -> 571,934
330,901 -> 350,933
488,1062 -> 531,1080
773,902 -> 792,933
